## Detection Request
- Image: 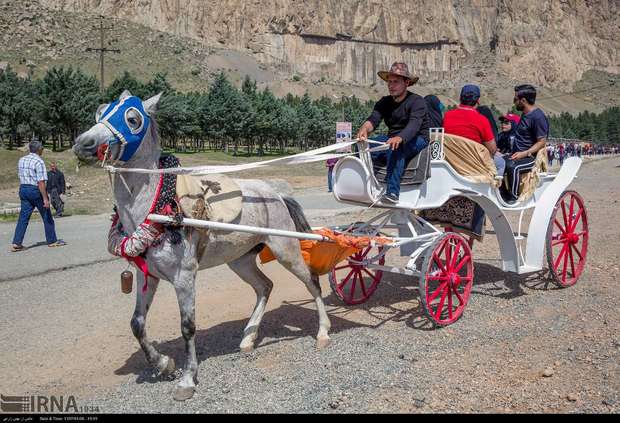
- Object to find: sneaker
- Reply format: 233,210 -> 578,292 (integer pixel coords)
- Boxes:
48,240 -> 67,248
381,193 -> 399,204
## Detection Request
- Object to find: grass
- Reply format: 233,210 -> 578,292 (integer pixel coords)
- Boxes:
0,146 -> 327,217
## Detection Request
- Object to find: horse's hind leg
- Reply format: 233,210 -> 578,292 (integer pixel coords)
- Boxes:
227,252 -> 273,352
268,237 -> 331,349
131,274 -> 176,377
172,269 -> 199,401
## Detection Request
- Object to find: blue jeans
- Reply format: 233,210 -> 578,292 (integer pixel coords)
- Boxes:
327,167 -> 334,192
370,135 -> 429,197
12,184 -> 58,246
493,152 -> 506,176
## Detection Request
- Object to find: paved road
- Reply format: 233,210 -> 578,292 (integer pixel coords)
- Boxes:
0,190 -> 362,282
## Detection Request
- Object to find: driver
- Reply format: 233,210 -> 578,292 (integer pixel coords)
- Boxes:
356,62 -> 429,204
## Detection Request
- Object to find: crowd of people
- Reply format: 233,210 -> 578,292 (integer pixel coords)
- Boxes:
545,142 -> 619,166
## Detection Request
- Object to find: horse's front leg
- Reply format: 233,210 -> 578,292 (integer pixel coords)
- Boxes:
131,274 -> 176,377
172,270 -> 199,401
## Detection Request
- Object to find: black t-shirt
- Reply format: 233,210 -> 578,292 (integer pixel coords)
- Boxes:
367,91 -> 429,143
512,108 -> 549,153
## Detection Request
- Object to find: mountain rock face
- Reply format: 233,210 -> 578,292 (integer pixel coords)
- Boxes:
37,0 -> 620,89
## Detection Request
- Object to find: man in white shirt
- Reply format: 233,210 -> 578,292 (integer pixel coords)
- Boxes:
11,140 -> 66,251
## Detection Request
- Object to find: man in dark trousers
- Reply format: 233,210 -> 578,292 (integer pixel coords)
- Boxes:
11,140 -> 66,251
356,62 -> 429,204
47,161 -> 66,217
503,84 -> 549,203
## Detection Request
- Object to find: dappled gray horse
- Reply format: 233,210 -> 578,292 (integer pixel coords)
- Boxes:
73,91 -> 331,401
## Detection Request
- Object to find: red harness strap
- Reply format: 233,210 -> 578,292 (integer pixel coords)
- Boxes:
120,173 -> 165,293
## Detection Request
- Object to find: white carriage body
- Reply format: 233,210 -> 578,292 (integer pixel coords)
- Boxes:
331,133 -> 583,275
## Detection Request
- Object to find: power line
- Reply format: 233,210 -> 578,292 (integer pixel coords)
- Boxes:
85,15 -> 121,95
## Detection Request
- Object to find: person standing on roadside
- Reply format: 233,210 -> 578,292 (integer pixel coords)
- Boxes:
11,140 -> 66,251
326,157 -> 339,193
47,161 -> 66,217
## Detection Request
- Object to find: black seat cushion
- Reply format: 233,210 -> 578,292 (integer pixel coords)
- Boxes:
372,145 -> 431,185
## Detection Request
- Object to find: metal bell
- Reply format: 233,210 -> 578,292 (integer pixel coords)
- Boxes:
121,270 -> 133,294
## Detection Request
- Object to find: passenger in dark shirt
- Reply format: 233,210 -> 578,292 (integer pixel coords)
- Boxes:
497,113 -> 520,154
502,84 -> 549,202
424,95 -> 444,128
356,62 -> 429,204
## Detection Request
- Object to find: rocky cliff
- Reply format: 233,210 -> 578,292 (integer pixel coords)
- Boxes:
41,0 -> 618,90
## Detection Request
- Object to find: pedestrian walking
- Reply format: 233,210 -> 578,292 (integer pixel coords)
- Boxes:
11,140 -> 66,252
326,158 -> 339,192
47,161 -> 66,217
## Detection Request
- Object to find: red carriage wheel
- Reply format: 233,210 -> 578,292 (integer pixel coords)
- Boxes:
419,232 -> 474,327
546,191 -> 588,287
328,245 -> 385,305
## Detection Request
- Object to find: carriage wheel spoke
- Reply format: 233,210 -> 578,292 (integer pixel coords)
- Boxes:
454,255 -> 470,273
454,276 -> 472,288
453,288 -> 465,305
571,243 -> 584,261
554,219 -> 566,235
357,270 -> 368,297
337,269 -> 355,291
433,253 -> 447,273
569,208 -> 583,233
428,282 -> 446,303
434,286 -> 449,320
560,201 -> 569,231
568,246 -> 576,278
348,272 -> 358,302
334,264 -> 349,271
427,275 -> 449,281
450,243 -> 461,270
362,268 -> 377,281
569,195 -> 575,223
561,246 -> 569,282
358,246 -> 372,260
552,238 -> 566,247
553,243 -> 568,271
444,241 -> 453,268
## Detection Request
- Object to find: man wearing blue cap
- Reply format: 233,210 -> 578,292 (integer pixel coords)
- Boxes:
443,84 -> 505,175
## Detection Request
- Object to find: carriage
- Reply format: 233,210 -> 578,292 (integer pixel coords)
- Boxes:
324,129 -> 589,326
76,92 -> 589,400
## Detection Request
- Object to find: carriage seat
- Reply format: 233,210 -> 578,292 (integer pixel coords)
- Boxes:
372,143 -> 431,186
442,134 -> 501,187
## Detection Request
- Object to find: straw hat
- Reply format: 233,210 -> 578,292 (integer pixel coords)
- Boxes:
377,62 -> 419,86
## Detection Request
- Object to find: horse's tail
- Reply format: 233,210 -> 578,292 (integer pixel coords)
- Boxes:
282,196 -> 311,233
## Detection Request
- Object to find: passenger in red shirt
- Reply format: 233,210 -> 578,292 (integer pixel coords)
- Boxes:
443,84 -> 505,175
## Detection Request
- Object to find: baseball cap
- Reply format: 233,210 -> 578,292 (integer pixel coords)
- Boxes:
499,113 -> 521,124
460,84 -> 481,103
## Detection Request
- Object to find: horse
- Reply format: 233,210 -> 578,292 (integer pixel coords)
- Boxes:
72,90 -> 332,401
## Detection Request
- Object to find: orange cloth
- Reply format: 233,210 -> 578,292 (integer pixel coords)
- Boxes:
258,228 -> 391,275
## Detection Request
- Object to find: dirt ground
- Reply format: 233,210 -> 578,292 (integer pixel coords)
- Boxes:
0,156 -> 618,413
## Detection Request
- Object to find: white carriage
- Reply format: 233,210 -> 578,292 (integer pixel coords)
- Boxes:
327,129 -> 589,326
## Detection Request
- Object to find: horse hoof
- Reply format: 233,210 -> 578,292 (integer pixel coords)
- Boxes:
173,386 -> 195,402
239,343 -> 254,353
316,337 -> 331,349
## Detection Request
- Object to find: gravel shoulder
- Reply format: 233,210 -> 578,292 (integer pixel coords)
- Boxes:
0,157 -> 618,413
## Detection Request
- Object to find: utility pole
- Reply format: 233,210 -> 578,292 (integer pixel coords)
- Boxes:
86,15 -> 120,95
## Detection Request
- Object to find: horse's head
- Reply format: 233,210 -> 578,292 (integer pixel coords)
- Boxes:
73,90 -> 162,165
